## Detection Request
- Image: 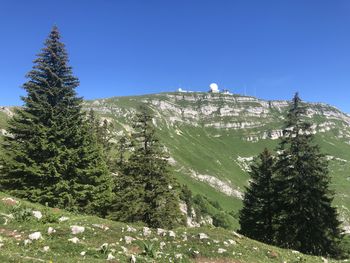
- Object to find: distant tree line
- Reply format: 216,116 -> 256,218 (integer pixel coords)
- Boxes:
239,93 -> 345,258
0,27 -> 183,229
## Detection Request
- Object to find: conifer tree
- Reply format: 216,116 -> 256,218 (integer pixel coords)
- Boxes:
239,148 -> 276,244
109,105 -> 183,228
87,109 -> 115,167
274,93 -> 343,256
0,27 -> 112,216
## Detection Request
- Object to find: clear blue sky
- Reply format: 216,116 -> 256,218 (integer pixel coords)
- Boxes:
0,1 -> 349,112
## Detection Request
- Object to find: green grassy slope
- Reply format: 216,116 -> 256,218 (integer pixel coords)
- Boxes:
1,92 -> 350,231
0,192 -> 343,262
82,92 -> 350,230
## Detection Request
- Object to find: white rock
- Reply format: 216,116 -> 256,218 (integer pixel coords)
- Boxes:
68,237 -> 80,244
28,232 -> 42,240
80,251 -> 86,256
107,253 -> 115,260
143,227 -> 151,236
232,231 -> 242,239
48,227 -> 56,235
124,236 -> 135,244
227,239 -> 236,245
160,241 -> 166,249
175,253 -> 183,259
199,233 -> 208,239
70,225 -> 85,234
126,225 -> 136,232
168,230 -> 176,238
32,211 -> 42,220
59,216 -> 69,222
92,224 -> 109,231
131,254 -> 136,263
218,248 -> 227,254
43,246 -> 49,252
24,239 -> 32,245
100,243 -> 109,250
157,228 -> 166,236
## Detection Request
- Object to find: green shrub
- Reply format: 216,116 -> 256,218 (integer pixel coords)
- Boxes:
212,211 -> 234,229
10,203 -> 32,222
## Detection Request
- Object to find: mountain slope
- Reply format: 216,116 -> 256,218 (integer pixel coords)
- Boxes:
0,191 -> 344,262
83,92 -> 350,231
1,92 -> 350,231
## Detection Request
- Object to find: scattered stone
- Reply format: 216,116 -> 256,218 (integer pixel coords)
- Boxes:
48,227 -> 56,235
100,243 -> 109,252
107,253 -> 115,260
160,241 -> 166,250
126,225 -> 136,232
157,228 -> 166,236
70,225 -> 85,234
59,216 -> 69,222
131,254 -> 136,263
218,248 -> 227,254
143,227 -> 151,236
199,233 -> 208,239
24,239 -> 32,246
168,230 -> 176,238
28,232 -> 42,240
68,237 -> 80,244
291,250 -> 300,254
80,251 -> 86,256
175,253 -> 183,259
321,257 -> 328,263
124,236 -> 135,244
227,239 -> 236,245
232,231 -> 242,239
92,224 -> 109,231
32,211 -> 42,220
43,246 -> 49,252
121,246 -> 128,253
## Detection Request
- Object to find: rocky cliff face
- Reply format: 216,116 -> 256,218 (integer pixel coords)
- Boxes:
85,92 -> 350,143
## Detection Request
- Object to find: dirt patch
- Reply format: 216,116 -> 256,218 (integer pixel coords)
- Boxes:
0,228 -> 22,240
193,257 -> 241,263
128,245 -> 142,254
1,197 -> 18,206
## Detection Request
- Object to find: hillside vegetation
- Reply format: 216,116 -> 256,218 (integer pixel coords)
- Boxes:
2,92 -> 350,232
0,191 -> 344,263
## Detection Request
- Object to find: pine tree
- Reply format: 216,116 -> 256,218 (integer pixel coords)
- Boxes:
239,148 -> 276,244
109,105 -> 184,228
87,109 -> 115,167
274,93 -> 343,256
0,27 -> 112,216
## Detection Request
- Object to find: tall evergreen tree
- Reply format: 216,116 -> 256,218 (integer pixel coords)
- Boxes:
109,105 -> 183,228
239,148 -> 276,244
87,109 -> 116,167
0,27 -> 112,216
274,93 -> 343,256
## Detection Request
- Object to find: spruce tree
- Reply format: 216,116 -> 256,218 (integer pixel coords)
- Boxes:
239,148 -> 276,243
109,105 -> 183,228
274,93 -> 343,256
0,27 -> 112,216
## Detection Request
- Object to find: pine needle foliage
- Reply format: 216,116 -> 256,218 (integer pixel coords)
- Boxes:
0,27 -> 112,216
273,93 -> 343,256
239,148 -> 276,243
109,105 -> 184,228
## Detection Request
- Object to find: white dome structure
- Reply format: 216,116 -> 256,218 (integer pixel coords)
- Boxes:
209,83 -> 219,93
